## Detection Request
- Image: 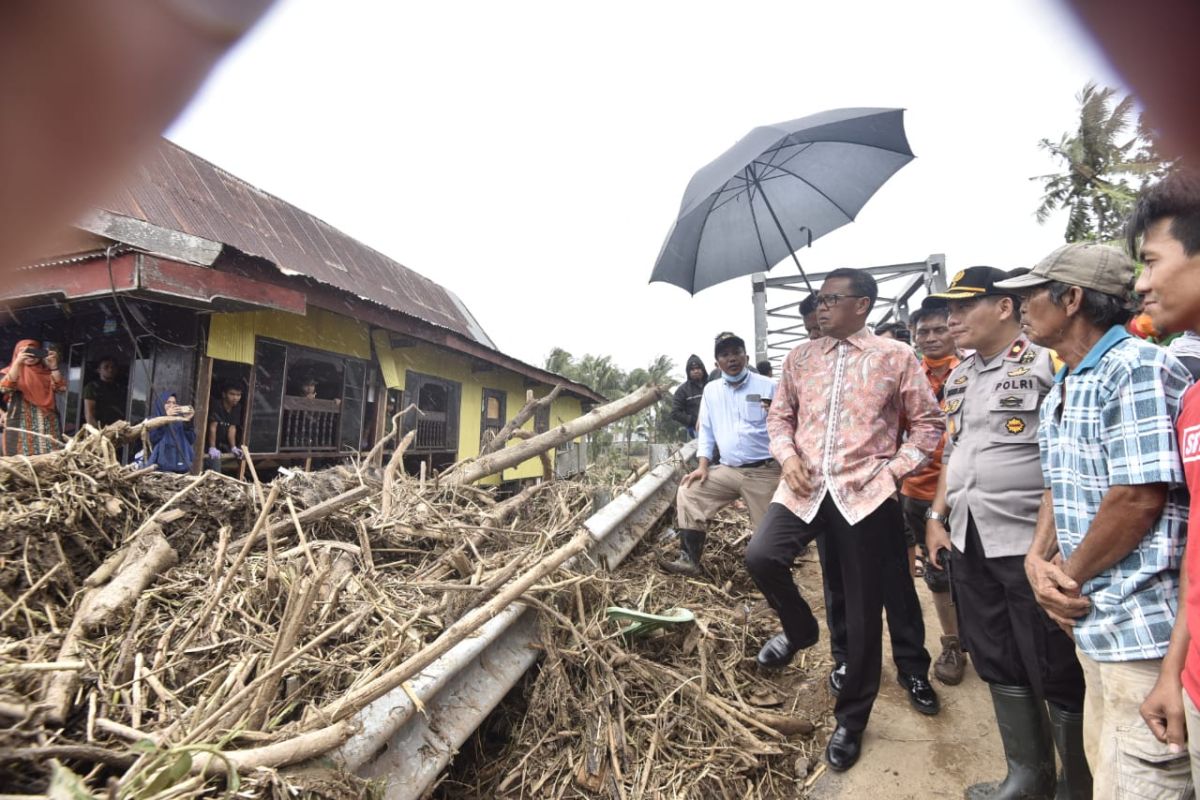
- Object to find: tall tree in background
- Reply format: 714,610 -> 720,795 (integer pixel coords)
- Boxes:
541,350 -> 682,453
1034,82 -> 1173,242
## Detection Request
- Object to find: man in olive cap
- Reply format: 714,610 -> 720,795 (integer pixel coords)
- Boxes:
925,266 -> 1088,799
997,243 -> 1193,798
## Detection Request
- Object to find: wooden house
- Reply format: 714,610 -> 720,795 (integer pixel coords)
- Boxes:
1,140 -> 602,481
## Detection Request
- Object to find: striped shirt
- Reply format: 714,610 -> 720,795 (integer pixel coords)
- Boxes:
1038,325 -> 1192,661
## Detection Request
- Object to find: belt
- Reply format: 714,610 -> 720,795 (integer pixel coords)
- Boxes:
736,458 -> 776,469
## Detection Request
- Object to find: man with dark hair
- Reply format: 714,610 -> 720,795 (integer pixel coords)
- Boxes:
800,293 -> 821,339
926,268 -> 1089,798
661,332 -> 779,576
83,356 -> 125,428
747,268 -> 944,771
671,355 -> 708,438
997,244 -> 1193,797
755,359 -> 774,379
820,299 -> 958,714
874,321 -> 912,345
206,382 -> 245,472
898,302 -> 965,684
1130,171 -> 1200,786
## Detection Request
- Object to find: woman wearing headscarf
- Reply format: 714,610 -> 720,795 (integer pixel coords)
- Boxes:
144,390 -> 196,473
0,339 -> 65,455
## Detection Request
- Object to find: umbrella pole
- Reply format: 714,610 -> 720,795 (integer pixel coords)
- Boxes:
752,177 -> 814,293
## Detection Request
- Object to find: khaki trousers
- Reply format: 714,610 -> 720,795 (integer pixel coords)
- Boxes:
1077,650 -> 1193,799
674,463 -> 780,532
1181,688 -> 1200,793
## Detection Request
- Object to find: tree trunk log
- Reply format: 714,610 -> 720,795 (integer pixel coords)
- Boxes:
446,385 -> 664,485
478,385 -> 563,457
43,528 -> 178,723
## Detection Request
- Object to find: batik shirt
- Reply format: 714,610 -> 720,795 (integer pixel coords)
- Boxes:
767,327 -> 944,525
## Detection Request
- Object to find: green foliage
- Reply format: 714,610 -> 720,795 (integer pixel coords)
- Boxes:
1034,82 -> 1175,243
542,349 -> 687,453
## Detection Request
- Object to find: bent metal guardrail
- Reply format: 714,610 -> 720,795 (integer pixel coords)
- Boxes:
316,440 -> 697,798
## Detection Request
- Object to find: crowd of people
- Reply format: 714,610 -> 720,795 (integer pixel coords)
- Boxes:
664,171 -> 1200,798
0,347 -> 246,475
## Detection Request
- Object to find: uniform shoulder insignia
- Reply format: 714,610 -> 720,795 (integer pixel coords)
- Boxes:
944,398 -> 962,414
1006,366 -> 1031,377
1005,338 -> 1031,362
952,374 -> 969,385
1005,417 -> 1027,435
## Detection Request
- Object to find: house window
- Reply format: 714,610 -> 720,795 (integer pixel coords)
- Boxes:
247,339 -> 370,454
404,370 -> 461,453
481,388 -> 506,447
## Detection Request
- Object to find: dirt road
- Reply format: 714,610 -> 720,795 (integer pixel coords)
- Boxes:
805,563 -> 1005,799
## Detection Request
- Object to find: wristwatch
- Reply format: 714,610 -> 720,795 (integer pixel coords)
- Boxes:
924,508 -> 948,524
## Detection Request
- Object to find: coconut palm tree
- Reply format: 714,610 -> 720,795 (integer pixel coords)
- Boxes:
1034,82 -> 1171,242
544,347 -> 574,376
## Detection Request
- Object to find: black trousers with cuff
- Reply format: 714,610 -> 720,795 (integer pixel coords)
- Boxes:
747,495 -> 922,732
953,514 -> 1085,712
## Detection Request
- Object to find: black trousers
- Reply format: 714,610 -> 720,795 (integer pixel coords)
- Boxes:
820,499 -> 930,675
748,496 -> 920,731
954,515 -> 1086,712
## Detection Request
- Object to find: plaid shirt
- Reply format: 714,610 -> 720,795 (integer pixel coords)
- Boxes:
1039,326 -> 1192,662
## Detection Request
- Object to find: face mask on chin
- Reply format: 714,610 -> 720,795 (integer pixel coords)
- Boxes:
722,367 -> 749,384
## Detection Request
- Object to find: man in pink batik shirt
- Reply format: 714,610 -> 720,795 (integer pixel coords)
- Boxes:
744,267 -> 945,772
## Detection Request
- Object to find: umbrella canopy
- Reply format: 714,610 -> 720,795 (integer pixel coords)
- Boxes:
651,108 -> 914,294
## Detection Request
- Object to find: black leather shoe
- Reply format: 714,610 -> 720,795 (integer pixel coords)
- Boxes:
756,633 -> 799,669
828,661 -> 847,697
824,724 -> 862,772
756,627 -> 819,669
898,673 -> 940,715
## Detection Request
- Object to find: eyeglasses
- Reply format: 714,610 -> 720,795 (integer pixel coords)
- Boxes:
814,293 -> 866,309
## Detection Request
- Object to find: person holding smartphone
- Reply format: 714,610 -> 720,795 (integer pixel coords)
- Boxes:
0,339 -> 65,455
141,390 -> 196,473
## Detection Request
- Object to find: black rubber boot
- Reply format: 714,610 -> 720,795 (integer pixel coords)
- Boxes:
659,529 -> 706,576
1047,704 -> 1091,800
964,684 -> 1055,800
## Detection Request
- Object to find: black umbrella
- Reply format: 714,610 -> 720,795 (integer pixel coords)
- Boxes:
650,108 -> 914,294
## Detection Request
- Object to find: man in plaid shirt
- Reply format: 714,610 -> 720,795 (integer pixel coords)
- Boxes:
997,244 -> 1194,799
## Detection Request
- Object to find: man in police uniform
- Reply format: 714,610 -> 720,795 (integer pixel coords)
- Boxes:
924,267 -> 1089,799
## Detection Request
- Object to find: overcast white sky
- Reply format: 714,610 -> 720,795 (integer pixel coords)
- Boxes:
167,0 -> 1123,379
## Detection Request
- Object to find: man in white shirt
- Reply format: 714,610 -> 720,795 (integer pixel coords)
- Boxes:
661,332 -> 781,576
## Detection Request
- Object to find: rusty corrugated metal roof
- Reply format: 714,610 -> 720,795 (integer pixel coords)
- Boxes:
102,139 -> 495,347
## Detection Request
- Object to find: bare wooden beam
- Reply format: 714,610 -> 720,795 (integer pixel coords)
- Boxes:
77,210 -> 223,267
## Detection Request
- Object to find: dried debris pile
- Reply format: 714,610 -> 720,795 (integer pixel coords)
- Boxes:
0,385 -> 827,799
436,508 -> 830,799
0,423 -> 596,798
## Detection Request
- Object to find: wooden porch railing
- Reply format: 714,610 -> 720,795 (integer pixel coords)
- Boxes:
280,395 -> 341,452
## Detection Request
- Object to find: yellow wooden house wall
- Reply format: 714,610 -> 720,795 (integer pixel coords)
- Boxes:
373,330 -> 583,483
207,308 -> 583,482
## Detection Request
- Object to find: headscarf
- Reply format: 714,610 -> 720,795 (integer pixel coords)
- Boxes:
148,390 -> 195,472
1,339 -> 57,410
